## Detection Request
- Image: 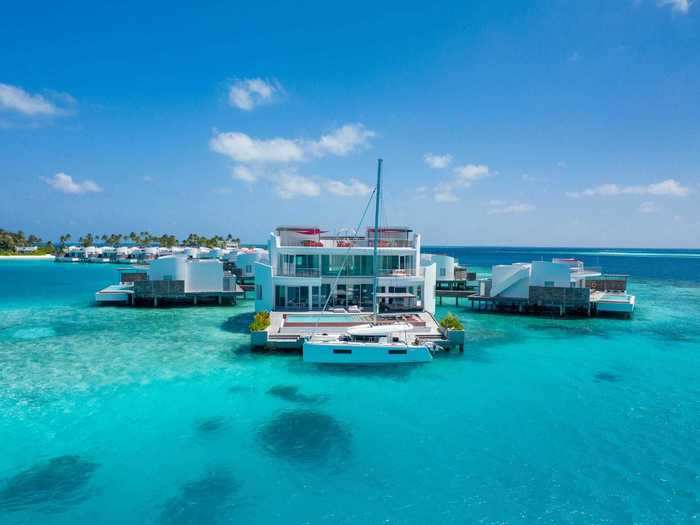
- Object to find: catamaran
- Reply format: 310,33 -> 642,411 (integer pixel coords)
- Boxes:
302,159 -> 434,364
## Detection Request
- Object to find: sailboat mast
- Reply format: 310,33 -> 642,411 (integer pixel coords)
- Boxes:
372,158 -> 383,319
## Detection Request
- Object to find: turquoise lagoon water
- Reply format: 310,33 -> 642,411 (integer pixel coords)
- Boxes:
0,250 -> 698,524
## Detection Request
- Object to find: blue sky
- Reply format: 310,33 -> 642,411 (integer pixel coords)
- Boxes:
1,0 -> 698,247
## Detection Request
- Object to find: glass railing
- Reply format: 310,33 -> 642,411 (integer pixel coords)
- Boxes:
276,267 -> 416,277
279,239 -> 415,248
276,267 -> 321,277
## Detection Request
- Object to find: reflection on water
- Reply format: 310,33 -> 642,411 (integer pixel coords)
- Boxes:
287,360 -> 419,381
0,455 -> 99,512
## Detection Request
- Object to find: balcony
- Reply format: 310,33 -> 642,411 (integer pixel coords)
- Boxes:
276,267 -> 416,278
279,238 -> 416,249
277,267 -> 321,278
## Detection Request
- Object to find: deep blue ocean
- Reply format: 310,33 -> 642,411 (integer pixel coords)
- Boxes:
0,247 -> 698,524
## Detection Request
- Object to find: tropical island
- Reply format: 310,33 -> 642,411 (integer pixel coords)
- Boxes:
0,228 -> 242,257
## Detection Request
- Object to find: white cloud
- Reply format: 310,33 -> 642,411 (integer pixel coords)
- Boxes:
639,201 -> 658,213
228,78 -> 280,111
210,123 -> 375,165
658,0 -> 692,13
231,165 -> 257,183
488,202 -> 536,215
567,179 -> 689,198
434,191 -> 458,203
209,132 -> 304,164
0,83 -> 56,115
433,183 -> 458,203
453,164 -> 491,187
275,171 -> 321,199
0,83 -> 75,117
424,153 -> 452,169
308,124 -> 375,157
42,173 -> 102,194
324,178 -> 372,197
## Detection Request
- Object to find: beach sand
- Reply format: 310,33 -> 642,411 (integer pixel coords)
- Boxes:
0,254 -> 55,260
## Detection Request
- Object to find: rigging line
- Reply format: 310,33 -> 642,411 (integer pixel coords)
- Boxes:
316,185 -> 377,322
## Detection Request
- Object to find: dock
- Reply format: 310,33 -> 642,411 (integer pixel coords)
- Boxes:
436,288 -> 477,306
468,286 -> 635,317
95,263 -> 245,307
251,311 -> 464,353
96,281 -> 245,306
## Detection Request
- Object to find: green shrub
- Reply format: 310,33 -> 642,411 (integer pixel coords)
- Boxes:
439,312 -> 464,331
249,310 -> 271,332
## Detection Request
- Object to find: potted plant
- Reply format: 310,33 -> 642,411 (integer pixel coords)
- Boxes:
249,310 -> 271,349
439,312 -> 465,351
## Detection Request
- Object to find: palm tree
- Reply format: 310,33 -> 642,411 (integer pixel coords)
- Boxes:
80,233 -> 94,247
15,230 -> 26,247
59,233 -> 71,252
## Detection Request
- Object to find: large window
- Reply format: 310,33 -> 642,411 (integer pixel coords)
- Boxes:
321,255 -> 373,276
278,254 -> 319,276
275,285 -> 286,307
379,255 -> 414,275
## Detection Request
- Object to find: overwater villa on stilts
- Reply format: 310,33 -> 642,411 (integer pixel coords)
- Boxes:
469,258 -> 636,317
250,159 -> 465,362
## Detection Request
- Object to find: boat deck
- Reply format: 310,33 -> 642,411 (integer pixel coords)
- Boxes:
255,311 -> 461,353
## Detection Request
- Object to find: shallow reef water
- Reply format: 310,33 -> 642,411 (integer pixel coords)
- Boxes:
266,384 -> 328,404
258,409 -> 352,466
0,455 -> 98,512
0,253 -> 699,524
159,469 -> 238,525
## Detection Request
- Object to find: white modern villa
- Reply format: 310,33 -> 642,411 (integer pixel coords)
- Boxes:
227,247 -> 269,282
254,226 -> 436,314
474,258 -> 635,315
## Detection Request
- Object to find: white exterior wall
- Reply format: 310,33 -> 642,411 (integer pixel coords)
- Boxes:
186,260 -> 223,292
413,234 -> 421,275
255,262 -> 274,311
421,263 -> 437,314
530,261 -> 572,288
491,264 -> 531,299
422,253 -> 456,280
148,255 -> 188,281
236,249 -> 270,278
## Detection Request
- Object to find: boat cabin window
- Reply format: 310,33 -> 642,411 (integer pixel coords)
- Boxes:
388,349 -> 407,355
333,349 -> 352,354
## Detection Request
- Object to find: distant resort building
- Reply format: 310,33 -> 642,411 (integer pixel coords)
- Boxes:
254,226 -> 437,314
472,258 -> 635,316
95,254 -> 241,306
226,247 -> 269,283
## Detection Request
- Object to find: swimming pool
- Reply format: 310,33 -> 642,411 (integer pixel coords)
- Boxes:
285,314 -> 367,324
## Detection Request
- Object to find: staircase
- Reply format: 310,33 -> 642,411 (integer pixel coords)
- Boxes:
490,265 -> 530,297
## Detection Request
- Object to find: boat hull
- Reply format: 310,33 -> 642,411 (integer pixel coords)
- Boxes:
302,341 -> 433,364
